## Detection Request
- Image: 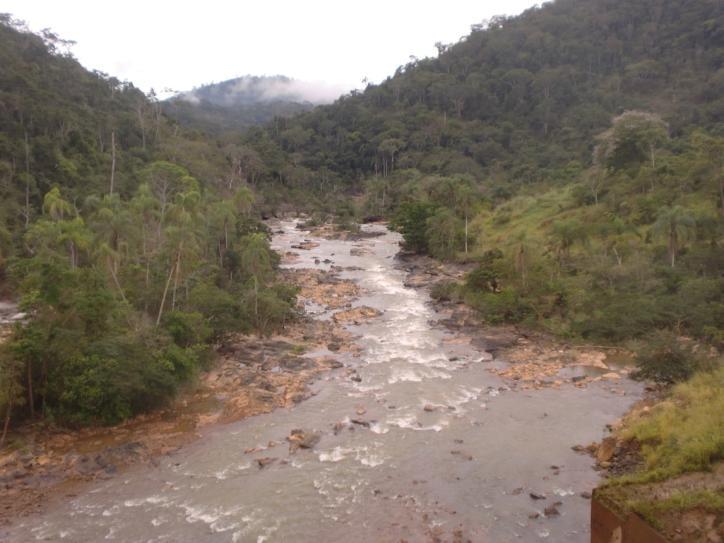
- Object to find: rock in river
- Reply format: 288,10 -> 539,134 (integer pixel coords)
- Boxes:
287,429 -> 321,452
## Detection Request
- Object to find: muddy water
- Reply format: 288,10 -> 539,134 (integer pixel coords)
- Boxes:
5,221 -> 642,543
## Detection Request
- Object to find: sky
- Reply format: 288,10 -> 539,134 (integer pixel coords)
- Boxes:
4,0 -> 540,100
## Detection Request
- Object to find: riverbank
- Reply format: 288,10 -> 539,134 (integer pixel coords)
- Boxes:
393,244 -> 722,543
0,261 -> 374,527
395,251 -> 635,392
2,220 -> 646,542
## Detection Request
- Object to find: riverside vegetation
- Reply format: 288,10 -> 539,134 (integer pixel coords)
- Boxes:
0,0 -> 722,536
0,16 -> 297,438
234,0 -> 721,532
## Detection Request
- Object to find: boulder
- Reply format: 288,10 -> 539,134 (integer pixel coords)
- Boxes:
287,429 -> 321,452
596,436 -> 618,464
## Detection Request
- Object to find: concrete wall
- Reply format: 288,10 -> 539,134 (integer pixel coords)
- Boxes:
591,491 -> 669,543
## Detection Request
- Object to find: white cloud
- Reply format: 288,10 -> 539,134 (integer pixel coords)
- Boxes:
5,0 -> 539,96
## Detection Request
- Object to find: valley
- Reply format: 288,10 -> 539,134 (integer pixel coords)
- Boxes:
2,221 -> 642,542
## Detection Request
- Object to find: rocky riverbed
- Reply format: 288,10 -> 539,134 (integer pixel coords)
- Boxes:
1,220 -> 644,542
0,262 -> 365,527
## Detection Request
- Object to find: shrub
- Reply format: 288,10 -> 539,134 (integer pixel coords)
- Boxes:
430,281 -> 460,302
575,295 -> 666,341
188,283 -> 242,336
632,331 -> 710,384
163,310 -> 212,347
465,287 -> 531,324
57,333 -> 181,425
242,283 -> 298,336
391,202 -> 436,254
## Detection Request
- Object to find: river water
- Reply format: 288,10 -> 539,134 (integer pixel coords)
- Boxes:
5,221 -> 641,542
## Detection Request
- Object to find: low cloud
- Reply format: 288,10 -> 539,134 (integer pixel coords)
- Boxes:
179,75 -> 350,106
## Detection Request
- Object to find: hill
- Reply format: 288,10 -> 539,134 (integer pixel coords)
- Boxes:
225,0 -> 724,352
162,75 -> 347,133
0,16 -> 295,431
245,0 -> 722,192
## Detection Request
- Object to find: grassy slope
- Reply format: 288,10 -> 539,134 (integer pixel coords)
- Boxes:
597,367 -> 723,537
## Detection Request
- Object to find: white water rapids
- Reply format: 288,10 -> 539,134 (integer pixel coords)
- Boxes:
4,221 -> 641,542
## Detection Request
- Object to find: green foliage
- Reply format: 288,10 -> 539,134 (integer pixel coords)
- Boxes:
242,284 -> 298,336
426,208 -> 463,260
231,0 -> 723,202
392,202 -> 436,254
57,332 -> 195,426
162,75 -> 314,134
163,311 -> 212,347
464,288 -> 531,325
632,331 -> 712,384
627,490 -> 724,530
466,250 -> 504,291
430,281 -> 460,302
188,283 -> 243,337
621,365 -> 724,483
0,18 -> 300,428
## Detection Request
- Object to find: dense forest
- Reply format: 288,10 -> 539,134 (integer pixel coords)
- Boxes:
228,0 -> 723,373
0,1 -> 720,536
249,0 -> 723,190
162,75 -> 315,134
0,0 -> 722,439
0,16 -> 297,436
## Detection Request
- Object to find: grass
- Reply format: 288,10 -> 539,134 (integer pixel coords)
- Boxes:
617,365 -> 724,484
631,489 -> 724,526
597,365 -> 724,534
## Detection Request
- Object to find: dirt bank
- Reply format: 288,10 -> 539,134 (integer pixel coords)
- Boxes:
395,249 -> 724,543
395,252 -> 634,392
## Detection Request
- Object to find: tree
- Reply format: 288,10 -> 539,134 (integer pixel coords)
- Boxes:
0,347 -> 25,448
595,111 -> 669,178
142,161 -> 195,234
42,186 -> 72,221
453,177 -> 477,254
392,202 -> 436,254
240,233 -> 274,329
378,138 -> 404,177
426,208 -> 463,260
652,206 -> 695,268
550,220 -> 588,263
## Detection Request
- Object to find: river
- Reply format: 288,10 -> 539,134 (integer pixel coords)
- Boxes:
5,220 -> 642,542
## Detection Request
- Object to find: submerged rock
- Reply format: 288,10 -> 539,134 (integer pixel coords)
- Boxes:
332,306 -> 381,324
287,429 -> 321,452
291,241 -> 319,250
256,457 -> 277,469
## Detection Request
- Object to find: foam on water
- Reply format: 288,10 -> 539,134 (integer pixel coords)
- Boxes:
3,220 -> 644,543
318,446 -> 352,462
387,413 -> 449,432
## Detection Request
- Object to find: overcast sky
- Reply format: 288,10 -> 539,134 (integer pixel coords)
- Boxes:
4,1 -> 539,99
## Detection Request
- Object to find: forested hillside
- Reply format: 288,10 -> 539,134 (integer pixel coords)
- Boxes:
163,75 -> 315,134
0,16 -> 296,435
235,0 -> 723,361
0,0 -> 722,432
249,0 -> 722,191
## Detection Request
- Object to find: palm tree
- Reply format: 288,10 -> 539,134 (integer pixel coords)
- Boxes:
550,220 -> 588,261
652,206 -> 695,268
240,233 -> 273,329
454,182 -> 476,254
42,187 -> 72,221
